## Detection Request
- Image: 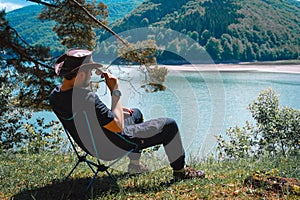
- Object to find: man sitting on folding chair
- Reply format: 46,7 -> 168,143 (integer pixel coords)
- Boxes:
49,49 -> 205,180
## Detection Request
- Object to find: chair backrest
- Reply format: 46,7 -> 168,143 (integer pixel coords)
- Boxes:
55,112 -> 89,154
55,110 -> 137,161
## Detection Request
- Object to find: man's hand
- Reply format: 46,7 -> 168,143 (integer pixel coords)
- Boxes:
101,73 -> 119,92
123,107 -> 134,115
123,107 -> 134,117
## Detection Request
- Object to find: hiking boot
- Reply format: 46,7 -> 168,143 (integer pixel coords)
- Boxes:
173,166 -> 205,180
128,163 -> 150,174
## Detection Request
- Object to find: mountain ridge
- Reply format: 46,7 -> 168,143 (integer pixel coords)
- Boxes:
6,0 -> 300,62
102,0 -> 300,62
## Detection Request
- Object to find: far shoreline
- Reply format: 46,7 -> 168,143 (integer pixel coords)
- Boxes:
110,60 -> 300,74
163,62 -> 300,74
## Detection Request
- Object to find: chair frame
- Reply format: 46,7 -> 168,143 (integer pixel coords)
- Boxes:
60,111 -> 138,190
63,126 -> 119,190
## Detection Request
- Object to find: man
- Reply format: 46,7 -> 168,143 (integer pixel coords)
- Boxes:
49,49 -> 205,180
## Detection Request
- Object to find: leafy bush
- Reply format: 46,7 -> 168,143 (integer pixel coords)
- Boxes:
19,119 -> 67,154
0,72 -> 67,153
0,72 -> 28,151
216,121 -> 258,159
217,88 -> 300,159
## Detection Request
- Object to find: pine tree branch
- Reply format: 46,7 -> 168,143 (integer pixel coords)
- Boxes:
27,0 -> 57,8
28,0 -> 128,46
70,0 -> 128,46
8,25 -> 54,71
34,61 -> 45,108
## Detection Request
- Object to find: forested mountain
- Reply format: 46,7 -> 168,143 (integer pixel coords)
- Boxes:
6,5 -> 61,55
6,0 -> 144,56
100,0 -> 300,63
6,0 -> 300,62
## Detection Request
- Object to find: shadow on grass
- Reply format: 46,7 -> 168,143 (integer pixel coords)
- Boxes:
12,175 -> 120,200
12,174 -> 176,200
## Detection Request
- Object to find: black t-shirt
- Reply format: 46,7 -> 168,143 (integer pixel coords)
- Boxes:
49,85 -> 115,151
50,86 -> 138,160
50,86 -> 114,125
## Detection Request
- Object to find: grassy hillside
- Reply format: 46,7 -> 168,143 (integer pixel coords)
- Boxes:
1,152 -> 299,199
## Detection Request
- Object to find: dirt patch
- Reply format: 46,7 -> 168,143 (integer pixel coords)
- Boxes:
244,171 -> 300,195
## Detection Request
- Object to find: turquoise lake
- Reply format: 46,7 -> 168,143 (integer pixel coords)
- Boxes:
41,67 -> 300,158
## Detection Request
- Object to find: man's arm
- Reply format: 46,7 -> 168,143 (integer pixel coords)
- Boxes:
102,73 -> 124,133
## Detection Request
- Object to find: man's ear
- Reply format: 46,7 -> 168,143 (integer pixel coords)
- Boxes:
77,71 -> 86,80
74,71 -> 85,85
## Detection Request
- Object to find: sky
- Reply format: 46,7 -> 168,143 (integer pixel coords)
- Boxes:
1,0 -> 300,12
0,0 -> 34,12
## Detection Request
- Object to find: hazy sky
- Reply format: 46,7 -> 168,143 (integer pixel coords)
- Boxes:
0,0 -> 34,12
1,0 -> 300,12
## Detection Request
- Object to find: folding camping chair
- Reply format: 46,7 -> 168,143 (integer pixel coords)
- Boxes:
57,111 -> 139,190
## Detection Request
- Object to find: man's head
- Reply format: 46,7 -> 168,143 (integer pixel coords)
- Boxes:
54,49 -> 104,79
54,49 -> 105,88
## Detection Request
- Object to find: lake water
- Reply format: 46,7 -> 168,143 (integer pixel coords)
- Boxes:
41,66 -> 300,158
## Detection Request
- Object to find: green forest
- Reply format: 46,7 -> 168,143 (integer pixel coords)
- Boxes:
6,0 -> 300,63
101,0 -> 300,63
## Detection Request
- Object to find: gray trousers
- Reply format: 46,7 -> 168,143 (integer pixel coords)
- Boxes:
122,109 -> 185,170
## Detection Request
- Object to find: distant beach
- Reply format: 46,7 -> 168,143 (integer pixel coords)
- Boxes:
164,62 -> 300,74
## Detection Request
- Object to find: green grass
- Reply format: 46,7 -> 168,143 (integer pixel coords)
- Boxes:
1,151 -> 299,199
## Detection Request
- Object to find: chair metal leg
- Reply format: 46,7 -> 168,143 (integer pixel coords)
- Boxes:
86,165 -> 119,191
86,170 -> 100,190
105,169 -> 119,187
65,155 -> 119,190
65,160 -> 81,180
65,155 -> 87,180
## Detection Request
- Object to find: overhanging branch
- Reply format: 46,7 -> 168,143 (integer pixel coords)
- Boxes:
8,25 -> 54,71
70,0 -> 128,46
27,0 -> 57,8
